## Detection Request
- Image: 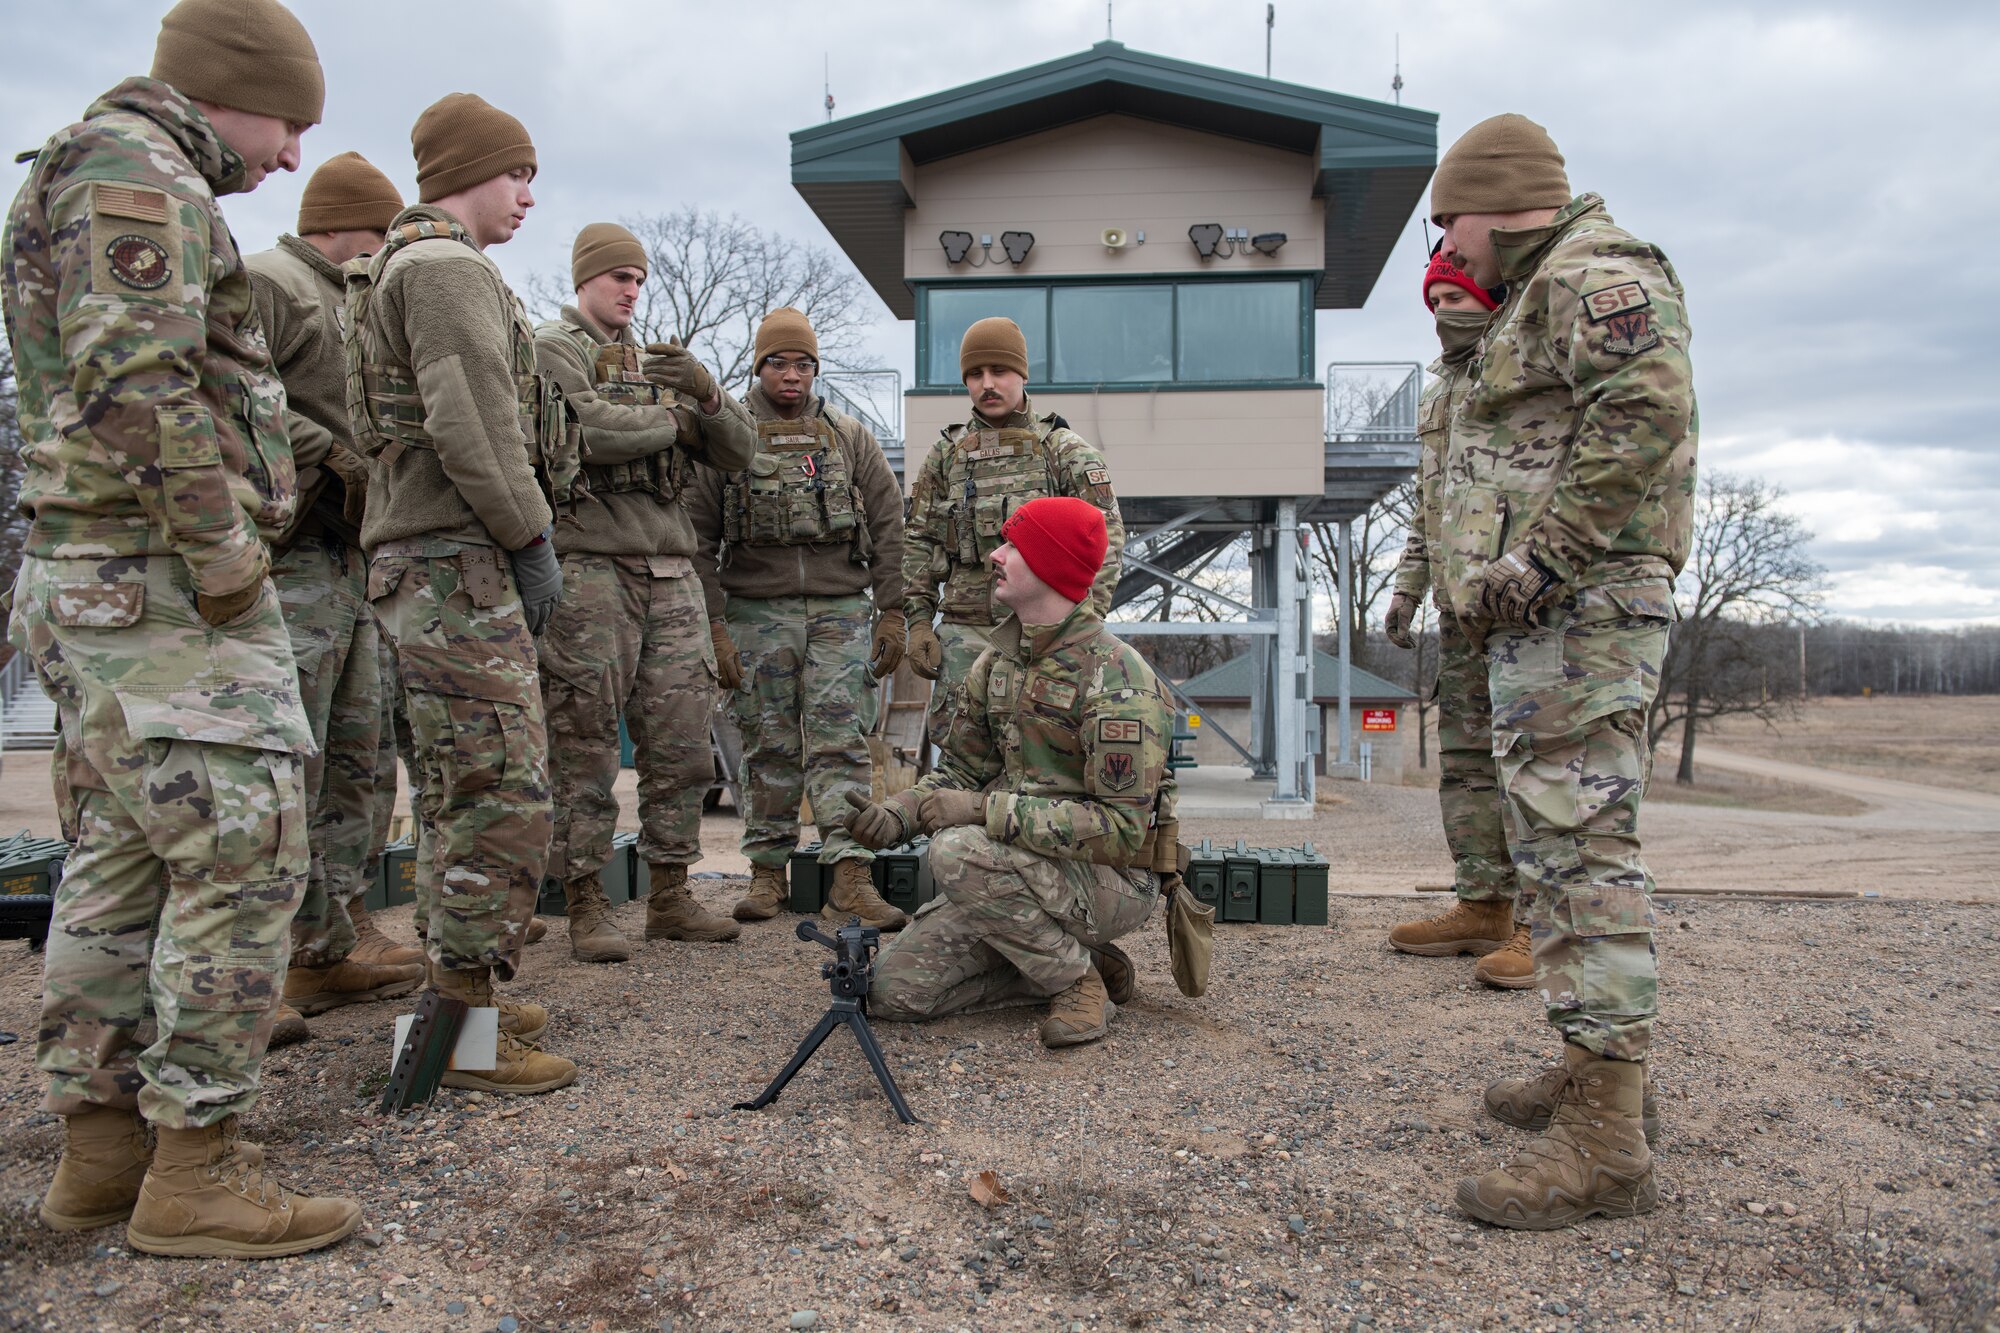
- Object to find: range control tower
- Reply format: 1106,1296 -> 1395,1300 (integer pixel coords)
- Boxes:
793,41 -> 1436,816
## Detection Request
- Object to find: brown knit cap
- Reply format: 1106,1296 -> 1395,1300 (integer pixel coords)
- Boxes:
1430,114 -> 1571,223
754,308 -> 819,366
297,152 -> 400,234
411,94 -> 536,203
151,0 -> 325,126
959,316 -> 1029,380
572,223 -> 647,288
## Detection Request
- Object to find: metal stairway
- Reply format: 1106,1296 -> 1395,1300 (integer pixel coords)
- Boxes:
0,654 -> 56,752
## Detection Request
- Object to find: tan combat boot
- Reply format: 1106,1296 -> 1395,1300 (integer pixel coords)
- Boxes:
821,859 -> 907,932
563,874 -> 632,963
429,966 -> 577,1095
268,1003 -> 310,1048
1387,897 -> 1513,957
1041,965 -> 1113,1048
1457,1044 -> 1657,1230
426,963 -> 546,1041
732,864 -> 790,921
1485,1053 -> 1661,1144
645,864 -> 742,942
126,1115 -> 361,1258
1473,922 -> 1535,989
523,916 -> 549,946
348,901 -> 424,968
1091,940 -> 1135,1006
40,1105 -> 151,1231
284,955 -> 424,1017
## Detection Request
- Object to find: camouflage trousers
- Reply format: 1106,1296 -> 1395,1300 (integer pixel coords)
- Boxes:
927,619 -> 995,738
1487,577 -> 1673,1061
726,593 -> 877,868
12,554 -> 310,1127
273,532 -> 381,967
369,544 -> 549,979
370,632 -> 425,929
871,825 -> 1156,1021
1435,611 -> 1518,913
537,554 -> 715,880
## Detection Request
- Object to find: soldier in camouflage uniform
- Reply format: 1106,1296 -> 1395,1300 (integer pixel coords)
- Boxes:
687,308 -> 909,931
1382,255 -> 1530,986
532,223 -> 757,958
1425,116 -> 1694,1229
5,0 -> 359,1256
352,94 -> 574,1096
247,151 -> 425,1047
849,498 -> 1174,1050
904,317 -> 1124,733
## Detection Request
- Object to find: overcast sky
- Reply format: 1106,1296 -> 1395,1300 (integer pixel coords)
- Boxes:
4,1 -> 1995,625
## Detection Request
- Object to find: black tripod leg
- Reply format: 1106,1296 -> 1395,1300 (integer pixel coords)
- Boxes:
842,1010 -> 920,1125
733,1009 -> 843,1112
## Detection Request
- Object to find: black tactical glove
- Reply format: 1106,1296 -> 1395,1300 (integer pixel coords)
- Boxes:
510,530 -> 564,636
1384,590 -> 1420,650
641,341 -> 718,404
1477,545 -> 1563,628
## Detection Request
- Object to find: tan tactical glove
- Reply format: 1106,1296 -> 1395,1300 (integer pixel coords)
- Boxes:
870,609 -> 905,680
843,789 -> 910,851
907,619 -> 943,681
917,788 -> 984,834
197,580 -> 265,629
642,341 -> 718,405
322,442 -> 372,529
1477,545 -> 1564,628
1383,591 -> 1419,650
711,620 -> 743,691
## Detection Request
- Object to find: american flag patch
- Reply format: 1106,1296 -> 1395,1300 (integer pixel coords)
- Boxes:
93,184 -> 169,224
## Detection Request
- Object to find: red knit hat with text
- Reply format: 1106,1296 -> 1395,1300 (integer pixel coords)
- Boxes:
1423,252 -> 1498,311
1002,497 -> 1108,605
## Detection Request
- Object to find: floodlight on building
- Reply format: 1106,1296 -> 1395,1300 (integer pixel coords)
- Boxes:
939,230 -> 974,263
1251,231 -> 1288,256
1000,231 -> 1035,263
1188,223 -> 1224,257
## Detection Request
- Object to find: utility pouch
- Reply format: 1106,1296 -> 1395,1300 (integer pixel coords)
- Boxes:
1163,855 -> 1212,999
457,547 -> 508,608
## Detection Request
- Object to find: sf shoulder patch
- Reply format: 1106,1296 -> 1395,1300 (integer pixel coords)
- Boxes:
1582,281 -> 1650,324
103,235 -> 171,290
1098,750 -> 1138,792
1599,309 -> 1660,357
1084,467 -> 1110,488
1097,718 -> 1142,744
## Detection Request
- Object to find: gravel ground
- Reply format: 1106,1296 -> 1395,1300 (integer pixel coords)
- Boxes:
3,885 -> 1997,1332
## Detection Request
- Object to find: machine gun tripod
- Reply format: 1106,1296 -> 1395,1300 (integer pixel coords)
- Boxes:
733,917 -> 919,1125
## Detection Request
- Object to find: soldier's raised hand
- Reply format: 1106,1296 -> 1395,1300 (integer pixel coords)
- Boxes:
642,341 -> 718,405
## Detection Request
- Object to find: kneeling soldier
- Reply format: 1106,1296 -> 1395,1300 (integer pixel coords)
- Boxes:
846,498 -> 1174,1048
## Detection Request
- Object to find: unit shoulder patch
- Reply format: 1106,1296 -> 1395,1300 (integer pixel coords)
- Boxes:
1098,750 -> 1138,792
1598,309 -> 1660,357
1581,281 -> 1650,324
103,234 -> 171,290
1083,467 -> 1110,488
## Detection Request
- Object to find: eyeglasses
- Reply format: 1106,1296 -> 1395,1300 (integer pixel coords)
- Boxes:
763,358 -> 817,375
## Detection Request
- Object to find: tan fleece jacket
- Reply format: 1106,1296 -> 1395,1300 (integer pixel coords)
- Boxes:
532,304 -> 756,558
357,203 -> 551,552
687,383 -> 905,617
246,234 -> 352,541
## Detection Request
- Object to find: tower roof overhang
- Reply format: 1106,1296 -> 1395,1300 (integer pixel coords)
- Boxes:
792,41 -> 1438,320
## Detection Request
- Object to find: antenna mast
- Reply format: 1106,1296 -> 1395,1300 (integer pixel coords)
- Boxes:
1392,34 -> 1403,105
824,53 -> 835,122
1266,5 -> 1275,78
1106,3 -> 1113,40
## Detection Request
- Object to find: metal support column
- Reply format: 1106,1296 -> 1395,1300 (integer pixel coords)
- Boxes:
1329,516 -> 1358,779
1263,499 -> 1311,818
1248,527 -> 1276,779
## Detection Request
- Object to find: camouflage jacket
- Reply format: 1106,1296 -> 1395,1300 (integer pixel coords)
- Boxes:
904,397 -> 1124,627
3,78 -> 294,597
532,305 -> 755,559
686,384 -> 905,616
1437,193 -> 1697,621
247,234 -> 352,544
1392,346 -> 1479,602
905,607 -> 1174,867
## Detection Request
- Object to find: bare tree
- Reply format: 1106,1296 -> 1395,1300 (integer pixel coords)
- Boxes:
1648,470 -> 1827,783
1308,481 -> 1415,648
527,207 -> 876,391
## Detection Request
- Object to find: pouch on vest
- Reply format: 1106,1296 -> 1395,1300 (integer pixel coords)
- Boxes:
343,218 -> 479,465
725,414 -> 857,548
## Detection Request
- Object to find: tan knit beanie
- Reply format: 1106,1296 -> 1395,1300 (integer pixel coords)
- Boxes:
754,308 -> 819,366
572,223 -> 647,288
151,0 -> 325,126
1430,114 -> 1571,222
412,94 -> 536,202
959,316 -> 1029,380
297,152 -> 400,234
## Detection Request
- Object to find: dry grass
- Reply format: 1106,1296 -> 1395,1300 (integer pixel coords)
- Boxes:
1644,762 -> 1872,816
1705,694 -> 2000,794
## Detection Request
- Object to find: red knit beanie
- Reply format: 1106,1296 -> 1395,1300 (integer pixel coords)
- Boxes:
1423,252 -> 1498,311
1002,497 -> 1107,604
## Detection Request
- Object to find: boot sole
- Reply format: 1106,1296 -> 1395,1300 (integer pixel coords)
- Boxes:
1390,936 -> 1510,957
1474,969 -> 1537,990
645,928 -> 742,942
732,903 -> 784,921
1041,1001 -> 1116,1049
441,1066 -> 578,1095
569,940 -> 633,963
41,1201 -> 136,1232
268,1019 -> 311,1048
128,1209 -> 363,1258
291,976 -> 424,1017
820,909 -> 907,932
1454,1172 -> 1659,1230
